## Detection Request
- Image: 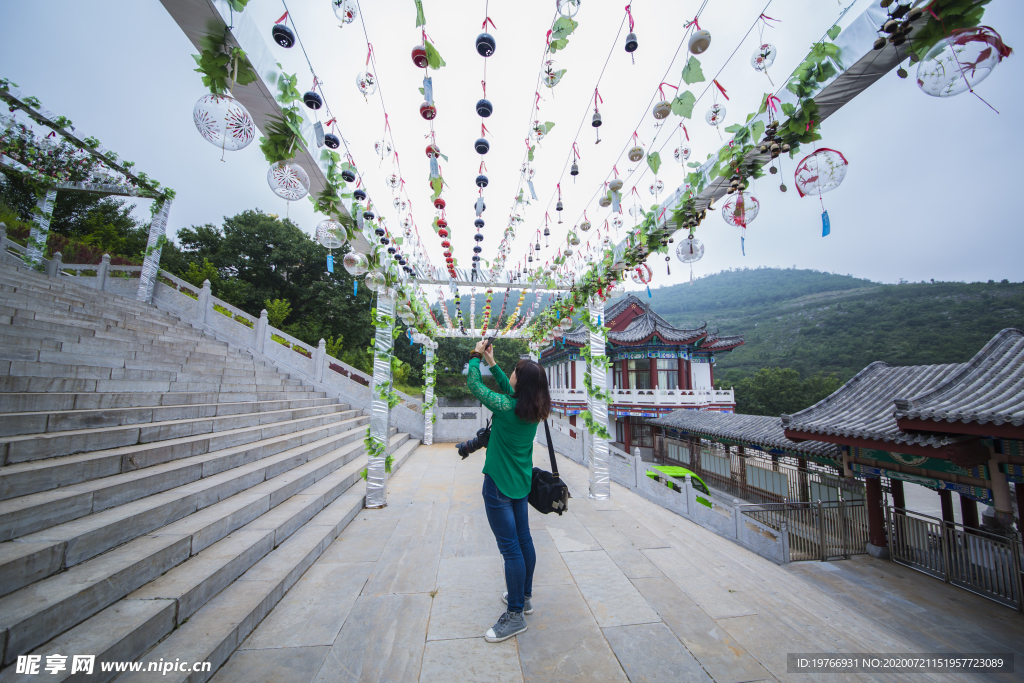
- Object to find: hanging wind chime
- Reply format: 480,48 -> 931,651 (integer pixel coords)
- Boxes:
794,147 -> 849,237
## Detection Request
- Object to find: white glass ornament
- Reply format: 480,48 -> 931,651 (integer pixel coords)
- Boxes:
674,146 -> 691,164
630,263 -> 653,285
316,219 -> 345,249
542,60 -> 563,88
705,103 -> 726,127
267,161 -> 310,201
193,94 -> 255,152
364,270 -> 386,292
629,205 -> 644,218
393,198 -> 407,212
675,236 -> 705,263
375,140 -> 393,158
332,0 -> 357,24
649,180 -> 664,195
794,148 -> 848,198
386,173 -> 400,189
721,191 -> 760,227
556,0 -> 581,18
611,215 -> 623,230
356,71 -> 377,96
343,251 -> 369,276
751,43 -> 777,72
916,27 -> 1008,98
531,121 -> 547,141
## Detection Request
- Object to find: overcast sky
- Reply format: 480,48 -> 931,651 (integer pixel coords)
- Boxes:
2,0 -> 1021,289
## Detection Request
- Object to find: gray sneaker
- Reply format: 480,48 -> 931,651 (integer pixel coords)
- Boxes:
502,592 -> 533,615
485,610 -> 527,642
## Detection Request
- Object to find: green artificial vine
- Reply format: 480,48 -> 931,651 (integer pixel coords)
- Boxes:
192,46 -> 257,95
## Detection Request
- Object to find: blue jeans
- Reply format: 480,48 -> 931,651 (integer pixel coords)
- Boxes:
482,474 -> 535,613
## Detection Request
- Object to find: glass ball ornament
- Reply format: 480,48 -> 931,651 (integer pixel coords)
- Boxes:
343,251 -> 369,276
705,103 -> 726,127
531,121 -> 547,141
332,0 -> 357,24
394,198 -> 407,212
364,270 -> 386,293
375,140 -> 393,159
916,27 -> 1008,98
355,71 -> 377,96
386,174 -> 400,190
193,94 -> 256,152
611,215 -> 623,230
267,161 -> 310,201
649,180 -> 665,195
720,191 -> 760,228
316,220 -> 345,249
675,236 -> 705,263
629,205 -> 644,219
751,43 -> 777,72
630,263 -> 653,285
793,148 -> 849,197
542,60 -> 563,88
674,146 -> 691,164
557,0 -> 581,18
552,328 -> 564,340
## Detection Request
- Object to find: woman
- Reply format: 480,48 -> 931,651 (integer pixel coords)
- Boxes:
467,339 -> 550,643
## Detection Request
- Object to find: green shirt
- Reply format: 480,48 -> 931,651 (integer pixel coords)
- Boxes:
467,357 -> 538,499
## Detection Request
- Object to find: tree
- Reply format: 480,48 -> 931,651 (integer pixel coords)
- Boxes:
264,298 -> 291,329
727,367 -> 843,417
181,258 -> 219,288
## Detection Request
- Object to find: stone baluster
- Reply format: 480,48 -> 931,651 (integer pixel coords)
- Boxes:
96,254 -> 110,291
256,310 -> 268,353
45,251 -> 63,278
197,279 -> 211,324
314,339 -> 326,383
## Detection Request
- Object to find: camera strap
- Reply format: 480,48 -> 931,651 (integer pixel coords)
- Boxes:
543,420 -> 559,478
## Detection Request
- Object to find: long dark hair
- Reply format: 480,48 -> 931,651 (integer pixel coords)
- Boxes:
512,359 -> 551,423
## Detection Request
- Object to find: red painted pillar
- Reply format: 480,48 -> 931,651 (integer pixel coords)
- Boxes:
866,477 -> 887,550
709,360 -> 715,388
890,479 -> 906,511
677,357 -> 685,390
650,358 -> 658,390
622,360 -> 630,389
960,494 -> 979,530
1016,483 -> 1024,531
938,489 -> 955,525
570,359 -> 576,390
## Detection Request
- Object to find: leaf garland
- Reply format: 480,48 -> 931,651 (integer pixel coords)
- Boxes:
424,40 -> 446,70
647,151 -> 662,176
681,56 -> 705,85
192,45 -> 257,95
548,15 -> 579,54
414,0 -> 426,27
671,90 -> 696,118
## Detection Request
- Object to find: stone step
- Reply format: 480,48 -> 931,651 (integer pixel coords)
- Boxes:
0,346 -> 270,374
5,317 -> 209,348
0,431 -> 372,597
0,375 -> 315,396
112,442 -> 419,683
0,437 -> 412,669
0,402 -> 352,462
1,360 -> 291,386
0,415 -> 373,536
0,397 -> 339,436
0,391 -> 331,413
1,400 -> 362,468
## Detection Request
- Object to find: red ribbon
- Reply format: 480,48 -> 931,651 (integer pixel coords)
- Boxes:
632,130 -> 642,146
546,29 -> 553,45
366,44 -> 373,66
481,123 -> 490,137
46,131 -> 56,138
631,186 -> 640,198
658,82 -> 678,100
624,5 -> 635,31
481,80 -> 486,97
479,161 -> 487,173
680,123 -> 689,140
482,16 -> 496,30
688,16 -> 701,30
557,182 -> 561,198
613,165 -> 620,177
275,11 -> 289,24
535,92 -> 542,109
383,113 -> 391,133
545,212 -> 551,225
806,119 -> 815,132
311,76 -> 319,90
759,13 -> 781,24
525,137 -> 532,150
325,118 -> 336,128
713,79 -> 730,100
572,142 -> 581,159
765,94 -> 781,112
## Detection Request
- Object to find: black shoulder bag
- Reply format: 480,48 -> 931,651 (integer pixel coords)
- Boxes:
529,420 -> 571,515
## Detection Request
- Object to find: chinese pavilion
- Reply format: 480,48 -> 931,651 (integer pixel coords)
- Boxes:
539,294 -> 744,455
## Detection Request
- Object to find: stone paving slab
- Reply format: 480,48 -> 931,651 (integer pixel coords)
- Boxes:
211,442 -> 1024,683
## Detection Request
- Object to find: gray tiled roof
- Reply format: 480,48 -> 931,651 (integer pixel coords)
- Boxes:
648,410 -> 841,460
703,334 -> 745,351
893,328 -> 1024,428
605,294 -> 646,322
781,361 -> 967,449
611,312 -> 707,344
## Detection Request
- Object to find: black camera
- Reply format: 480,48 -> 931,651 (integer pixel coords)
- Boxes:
457,420 -> 491,459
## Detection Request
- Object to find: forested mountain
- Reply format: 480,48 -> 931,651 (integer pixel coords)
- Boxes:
628,267 -> 1024,387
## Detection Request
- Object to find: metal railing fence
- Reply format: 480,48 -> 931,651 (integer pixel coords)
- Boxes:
739,499 -> 870,561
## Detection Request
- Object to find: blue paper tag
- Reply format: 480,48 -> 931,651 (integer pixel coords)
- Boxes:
326,254 -> 334,273
429,157 -> 439,178
423,76 -> 433,105
354,281 -> 358,296
741,235 -> 745,256
822,210 -> 831,237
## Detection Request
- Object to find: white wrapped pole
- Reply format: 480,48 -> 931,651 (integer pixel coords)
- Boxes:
25,187 -> 57,268
423,344 -> 435,445
366,292 -> 395,508
137,198 -> 171,302
587,297 -> 610,499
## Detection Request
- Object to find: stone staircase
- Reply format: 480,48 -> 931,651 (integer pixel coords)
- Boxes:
0,263 -> 418,681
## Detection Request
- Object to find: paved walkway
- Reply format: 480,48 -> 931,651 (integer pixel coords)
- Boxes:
211,443 -> 1024,683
